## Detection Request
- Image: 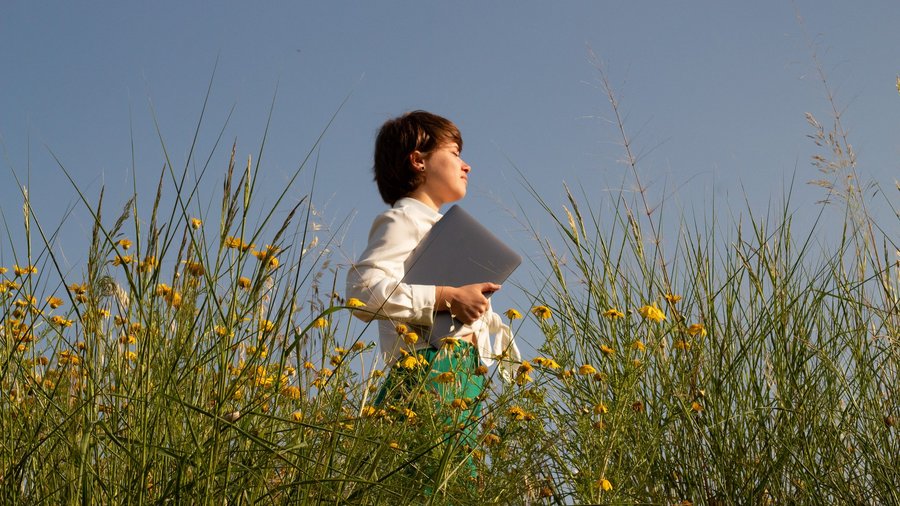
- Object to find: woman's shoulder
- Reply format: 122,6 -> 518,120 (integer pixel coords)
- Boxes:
370,204 -> 414,228
366,203 -> 418,242
371,198 -> 439,232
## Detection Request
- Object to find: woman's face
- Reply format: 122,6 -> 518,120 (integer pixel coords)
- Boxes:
411,142 -> 470,210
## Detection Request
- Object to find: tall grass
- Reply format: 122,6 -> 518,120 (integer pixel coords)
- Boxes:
1,74 -> 898,504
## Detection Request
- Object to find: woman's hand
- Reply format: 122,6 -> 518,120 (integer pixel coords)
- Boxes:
436,283 -> 501,324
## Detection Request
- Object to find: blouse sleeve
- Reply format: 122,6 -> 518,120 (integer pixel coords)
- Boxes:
345,209 -> 436,326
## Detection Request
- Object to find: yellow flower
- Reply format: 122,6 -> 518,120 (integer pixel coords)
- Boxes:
183,261 -> 205,276
119,334 -> 137,345
686,323 -> 707,337
402,408 -> 417,421
632,340 -> 646,352
507,406 -> 527,421
504,308 -> 522,320
56,351 -> 80,367
531,305 -> 552,320
675,340 -> 691,350
311,317 -> 328,329
260,319 -> 276,332
13,297 -> 33,307
347,298 -> 366,309
397,355 -> 419,369
518,361 -> 534,375
450,398 -> 469,410
255,370 -> 275,388
474,365 -> 488,376
664,293 -> 682,303
253,245 -> 280,269
214,325 -> 231,337
531,356 -> 557,369
49,315 -> 74,327
600,345 -> 614,356
303,361 -> 316,370
166,292 -> 182,308
281,385 -> 301,399
237,276 -> 251,289
691,401 -> 703,413
351,341 -> 366,352
483,433 -> 501,446
155,283 -> 172,297
98,308 -> 111,319
361,405 -> 377,417
0,267 -> 6,275
602,308 -> 624,319
434,371 -> 455,384
403,331 -> 419,345
117,238 -> 132,250
598,478 -> 613,492
248,345 -> 269,359
440,336 -> 460,348
594,403 -> 609,414
638,303 -> 666,323
190,217 -> 202,229
578,364 -> 597,375
395,324 -> 408,335
225,236 -> 254,251
139,256 -> 157,272
291,411 -> 303,422
14,264 -> 37,276
112,255 -> 134,266
125,351 -> 138,362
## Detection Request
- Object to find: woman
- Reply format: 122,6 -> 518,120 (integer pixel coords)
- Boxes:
346,110 -> 518,487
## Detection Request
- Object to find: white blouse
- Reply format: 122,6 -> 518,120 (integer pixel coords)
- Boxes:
346,197 -> 519,377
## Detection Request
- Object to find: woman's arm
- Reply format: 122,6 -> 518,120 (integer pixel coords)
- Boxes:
347,208 -> 501,326
346,210 -> 437,326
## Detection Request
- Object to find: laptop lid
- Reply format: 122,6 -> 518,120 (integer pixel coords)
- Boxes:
403,205 -> 522,345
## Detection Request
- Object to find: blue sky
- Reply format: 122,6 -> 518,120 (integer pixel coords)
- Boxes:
2,2 -> 899,328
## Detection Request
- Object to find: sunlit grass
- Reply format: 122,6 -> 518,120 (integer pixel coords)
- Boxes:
1,68 -> 899,504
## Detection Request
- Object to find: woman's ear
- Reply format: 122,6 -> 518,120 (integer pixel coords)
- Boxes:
409,151 -> 426,172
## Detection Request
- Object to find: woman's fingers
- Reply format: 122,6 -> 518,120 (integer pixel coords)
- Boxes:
480,282 -> 501,294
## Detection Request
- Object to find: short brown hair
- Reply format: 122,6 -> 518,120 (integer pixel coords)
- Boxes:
373,110 -> 463,205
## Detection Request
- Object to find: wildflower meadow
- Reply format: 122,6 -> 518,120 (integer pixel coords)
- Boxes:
1,75 -> 899,504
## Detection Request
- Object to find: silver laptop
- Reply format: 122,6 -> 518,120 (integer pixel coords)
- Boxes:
403,205 -> 522,347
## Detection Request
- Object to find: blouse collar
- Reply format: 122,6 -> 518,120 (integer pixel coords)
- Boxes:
394,196 -> 443,220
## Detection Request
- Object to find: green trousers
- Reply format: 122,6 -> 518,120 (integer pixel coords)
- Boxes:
375,341 -> 486,482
